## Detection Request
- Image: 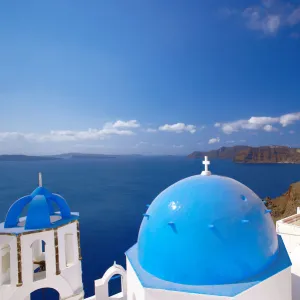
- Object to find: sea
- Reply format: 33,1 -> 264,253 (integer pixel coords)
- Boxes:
0,156 -> 300,299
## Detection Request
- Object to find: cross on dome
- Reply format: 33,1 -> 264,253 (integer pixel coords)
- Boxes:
38,172 -> 43,187
201,156 -> 211,176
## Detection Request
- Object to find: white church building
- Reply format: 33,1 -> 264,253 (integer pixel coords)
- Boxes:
0,157 -> 300,299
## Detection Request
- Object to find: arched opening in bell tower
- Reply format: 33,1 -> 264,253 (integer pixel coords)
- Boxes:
31,239 -> 47,282
30,287 -> 59,300
0,244 -> 11,285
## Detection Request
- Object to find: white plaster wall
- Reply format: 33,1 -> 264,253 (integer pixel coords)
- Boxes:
277,219 -> 300,255
8,274 -> 81,300
94,263 -> 127,300
0,235 -> 17,287
289,246 -> 300,300
57,222 -> 79,271
126,258 -> 146,300
278,232 -> 300,256
144,269 -> 291,300
235,268 -> 291,300
277,216 -> 300,300
145,288 -> 231,300
58,222 -> 83,294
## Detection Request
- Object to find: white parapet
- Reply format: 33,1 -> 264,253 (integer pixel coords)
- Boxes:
94,263 -> 127,300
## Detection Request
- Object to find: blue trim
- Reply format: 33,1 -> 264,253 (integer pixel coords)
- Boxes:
26,195 -> 52,229
4,195 -> 32,228
4,186 -> 74,230
50,193 -> 71,219
0,212 -> 79,234
126,236 -> 291,297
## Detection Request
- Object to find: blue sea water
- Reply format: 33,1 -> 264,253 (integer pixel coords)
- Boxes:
0,157 -> 299,298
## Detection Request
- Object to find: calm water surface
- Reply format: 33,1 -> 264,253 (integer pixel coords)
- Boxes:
0,157 -> 299,298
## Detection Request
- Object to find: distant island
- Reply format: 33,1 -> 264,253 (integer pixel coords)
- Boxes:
188,146 -> 250,160
52,153 -> 117,159
0,155 -> 60,162
188,146 -> 300,164
0,153 -> 117,162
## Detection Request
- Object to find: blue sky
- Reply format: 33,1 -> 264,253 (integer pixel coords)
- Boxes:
0,0 -> 300,155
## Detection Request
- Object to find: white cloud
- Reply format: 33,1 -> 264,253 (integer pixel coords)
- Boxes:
146,128 -> 157,133
158,123 -> 196,134
214,123 -> 221,127
111,120 -> 140,128
248,116 -> 279,125
45,128 -> 134,142
172,144 -> 184,148
287,8 -> 300,25
217,112 -> 300,134
0,120 -> 139,143
225,140 -> 236,144
243,7 -> 281,35
263,124 -> 278,132
225,1 -> 300,37
208,137 -> 220,144
279,112 -> 300,127
0,132 -> 37,141
220,120 -> 252,134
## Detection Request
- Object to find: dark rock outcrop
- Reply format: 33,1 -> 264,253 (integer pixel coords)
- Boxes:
234,146 -> 300,164
264,182 -> 300,222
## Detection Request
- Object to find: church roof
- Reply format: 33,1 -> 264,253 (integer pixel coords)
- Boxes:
126,236 -> 291,297
135,158 -> 281,286
2,174 -> 78,232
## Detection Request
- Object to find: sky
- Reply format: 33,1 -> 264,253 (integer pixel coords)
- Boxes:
0,0 -> 300,155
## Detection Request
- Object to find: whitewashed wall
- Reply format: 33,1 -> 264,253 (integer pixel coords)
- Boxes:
126,259 -> 146,300
235,268 -> 291,300
277,213 -> 300,300
0,221 -> 84,300
145,288 -> 231,300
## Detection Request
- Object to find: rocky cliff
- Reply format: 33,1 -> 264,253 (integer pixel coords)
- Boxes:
265,182 -> 300,222
188,146 -> 250,159
234,146 -> 300,164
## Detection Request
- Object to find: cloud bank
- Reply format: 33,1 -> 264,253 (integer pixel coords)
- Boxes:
223,0 -> 300,36
216,112 -> 300,134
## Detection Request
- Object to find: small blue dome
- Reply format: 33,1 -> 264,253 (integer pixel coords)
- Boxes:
4,186 -> 72,230
137,175 -> 278,285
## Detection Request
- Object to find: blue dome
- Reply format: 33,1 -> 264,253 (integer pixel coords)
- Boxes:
4,186 -> 72,230
137,175 -> 278,285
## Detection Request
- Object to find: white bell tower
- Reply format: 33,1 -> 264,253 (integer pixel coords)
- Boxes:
0,173 -> 84,300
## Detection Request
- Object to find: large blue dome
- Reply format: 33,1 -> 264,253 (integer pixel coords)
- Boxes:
137,175 -> 278,285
